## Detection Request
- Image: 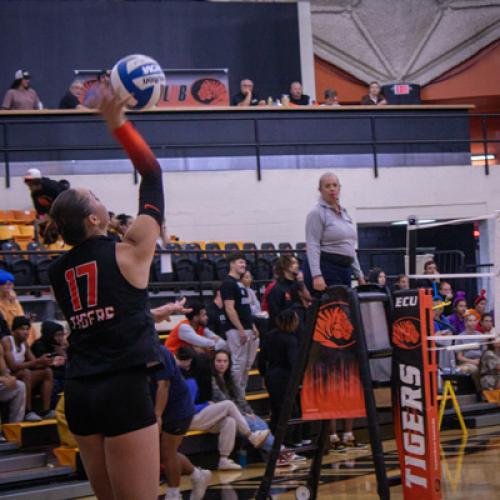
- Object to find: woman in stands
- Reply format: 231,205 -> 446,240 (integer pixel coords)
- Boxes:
479,332 -> 500,391
48,93 -> 164,500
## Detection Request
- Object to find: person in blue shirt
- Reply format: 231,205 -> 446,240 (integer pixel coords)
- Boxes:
151,346 -> 211,500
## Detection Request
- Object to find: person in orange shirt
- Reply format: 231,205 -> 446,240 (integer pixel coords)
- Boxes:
165,302 -> 226,355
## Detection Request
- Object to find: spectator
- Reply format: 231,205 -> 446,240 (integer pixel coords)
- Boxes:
321,88 -> 340,106
439,281 -> 454,316
31,321 -> 67,407
260,265 -> 278,312
0,340 -> 26,424
115,213 -> 134,239
480,313 -> 495,337
59,79 -> 87,109
479,335 -> 500,391
221,253 -> 259,393
177,347 -> 270,471
240,271 -> 261,316
165,301 -> 226,355
447,292 -> 468,335
0,270 -> 37,344
289,81 -> 310,106
24,168 -> 68,221
2,316 -> 54,421
455,313 -> 485,388
83,70 -> 110,108
2,70 -> 41,110
393,274 -> 409,291
433,298 -> 456,374
151,346 -> 211,500
417,259 -> 440,288
0,311 -> 9,339
231,79 -> 265,106
206,283 -> 229,339
471,290 -> 488,325
368,267 -> 386,286
360,81 -> 387,105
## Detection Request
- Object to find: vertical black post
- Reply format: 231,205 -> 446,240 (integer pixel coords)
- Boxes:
253,118 -> 262,181
481,116 -> 489,176
307,420 -> 331,498
133,167 -> 138,185
349,289 -> 390,500
3,124 -> 10,188
407,215 -> 417,288
369,116 -> 379,178
256,299 -> 320,500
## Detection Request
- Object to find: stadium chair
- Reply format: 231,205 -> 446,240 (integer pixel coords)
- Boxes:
13,210 -> 36,224
214,257 -> 229,281
183,242 -> 201,263
254,257 -> 273,281
295,241 -> 307,266
174,257 -> 196,283
278,242 -> 294,255
0,225 -> 21,242
224,242 -> 240,256
205,242 -> 222,262
1,240 -> 34,286
0,240 -> 21,268
27,242 -> 52,286
260,242 -> 278,263
243,242 -> 257,262
0,210 -> 16,224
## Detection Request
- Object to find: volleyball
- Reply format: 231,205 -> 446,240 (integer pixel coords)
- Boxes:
110,54 -> 166,110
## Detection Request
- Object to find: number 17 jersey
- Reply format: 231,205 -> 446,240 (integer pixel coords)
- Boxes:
49,235 -> 161,379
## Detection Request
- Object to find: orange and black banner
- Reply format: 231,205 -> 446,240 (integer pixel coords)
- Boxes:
391,289 -> 441,500
301,287 -> 366,420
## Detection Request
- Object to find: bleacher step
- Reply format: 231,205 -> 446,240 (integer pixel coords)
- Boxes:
0,453 -> 46,473
442,402 -> 499,418
0,442 -> 20,454
0,465 -> 74,487
0,480 -> 93,500
453,411 -> 500,429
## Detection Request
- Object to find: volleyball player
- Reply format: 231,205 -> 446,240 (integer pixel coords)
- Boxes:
48,93 -> 164,500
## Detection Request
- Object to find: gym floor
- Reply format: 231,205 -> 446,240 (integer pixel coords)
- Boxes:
79,425 -> 500,499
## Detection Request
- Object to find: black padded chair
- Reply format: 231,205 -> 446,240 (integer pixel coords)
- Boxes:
278,242 -> 294,255
1,241 -> 34,286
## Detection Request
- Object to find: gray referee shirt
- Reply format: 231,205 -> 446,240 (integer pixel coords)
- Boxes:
305,199 -> 363,279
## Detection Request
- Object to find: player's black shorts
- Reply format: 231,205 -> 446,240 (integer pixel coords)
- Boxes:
162,415 -> 193,436
65,367 -> 156,437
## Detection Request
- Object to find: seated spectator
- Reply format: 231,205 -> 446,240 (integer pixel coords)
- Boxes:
165,302 -> 226,355
447,292 -> 467,335
368,267 -> 386,286
206,283 -> 229,339
2,316 -> 54,421
393,274 -> 409,291
2,70 -> 41,110
417,259 -> 440,288
0,340 -> 26,424
211,349 -> 303,466
59,79 -> 87,109
83,69 -> 110,108
106,211 -> 121,241
240,271 -> 261,315
31,321 -> 67,407
471,290 -> 488,327
360,81 -> 387,106
231,79 -> 265,106
455,313 -> 485,389
439,281 -> 454,316
433,298 -> 456,374
0,271 -> 37,344
479,335 -> 500,391
0,311 -> 9,339
151,346 -> 211,500
115,213 -> 134,239
289,81 -> 310,106
321,88 -> 340,106
176,347 -> 270,471
480,313 -> 495,337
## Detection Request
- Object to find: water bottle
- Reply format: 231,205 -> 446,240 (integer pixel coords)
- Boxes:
237,448 -> 247,467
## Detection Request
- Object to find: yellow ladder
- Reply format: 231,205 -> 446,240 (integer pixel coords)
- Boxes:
438,379 -> 468,437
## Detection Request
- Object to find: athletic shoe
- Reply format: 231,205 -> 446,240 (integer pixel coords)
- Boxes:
41,409 -> 56,420
289,453 -> 307,462
343,439 -> 369,450
301,439 -> 312,446
329,441 -> 347,453
165,488 -> 181,500
24,411 -> 42,422
248,429 -> 270,449
218,457 -> 242,470
190,467 -> 212,500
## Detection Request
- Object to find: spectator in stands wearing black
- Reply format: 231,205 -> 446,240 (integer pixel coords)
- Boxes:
289,81 -> 310,106
31,321 -> 67,407
0,340 -> 26,424
24,168 -> 68,222
47,94 -> 165,499
439,281 -> 454,316
2,70 -> 41,110
83,69 -> 111,108
2,316 -> 54,422
393,274 -> 409,291
165,301 -> 226,355
221,253 -> 259,393
447,292 -> 468,336
59,79 -> 87,109
479,334 -> 500,391
115,213 -> 135,239
151,345 -> 211,500
368,267 -> 386,286
206,283 -> 229,339
232,79 -> 265,107
321,88 -> 340,106
360,81 -> 387,106
455,313 -> 484,387
304,172 -> 365,292
417,259 -> 440,288
177,347 -> 270,471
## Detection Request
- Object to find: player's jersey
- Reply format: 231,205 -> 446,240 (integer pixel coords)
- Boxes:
49,235 -> 160,379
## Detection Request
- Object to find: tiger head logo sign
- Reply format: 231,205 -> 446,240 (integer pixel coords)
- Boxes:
392,317 -> 421,349
313,303 -> 355,349
191,78 -> 228,105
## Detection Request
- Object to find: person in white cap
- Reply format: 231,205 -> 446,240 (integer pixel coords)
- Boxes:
2,70 -> 41,110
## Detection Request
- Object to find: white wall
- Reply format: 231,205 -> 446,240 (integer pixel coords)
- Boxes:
2,164 -> 499,246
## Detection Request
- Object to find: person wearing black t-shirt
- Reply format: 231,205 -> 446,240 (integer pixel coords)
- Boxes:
48,94 -> 164,500
206,283 -> 229,339
231,79 -> 265,107
289,81 -> 310,106
59,80 -> 87,110
221,253 -> 259,393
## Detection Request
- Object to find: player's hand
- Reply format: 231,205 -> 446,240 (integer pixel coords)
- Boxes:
99,91 -> 129,131
4,375 -> 16,390
239,330 -> 247,345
